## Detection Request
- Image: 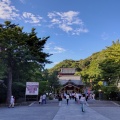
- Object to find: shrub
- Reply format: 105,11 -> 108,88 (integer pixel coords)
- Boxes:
12,82 -> 26,101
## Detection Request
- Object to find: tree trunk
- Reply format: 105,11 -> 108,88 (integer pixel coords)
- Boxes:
6,67 -> 12,104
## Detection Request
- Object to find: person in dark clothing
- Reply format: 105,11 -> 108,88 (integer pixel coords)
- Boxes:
58,94 -> 62,106
86,93 -> 89,101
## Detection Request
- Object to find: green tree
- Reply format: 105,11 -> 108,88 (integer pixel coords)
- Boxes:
99,40 -> 120,85
48,71 -> 60,94
99,59 -> 120,85
105,40 -> 120,62
0,21 -> 51,103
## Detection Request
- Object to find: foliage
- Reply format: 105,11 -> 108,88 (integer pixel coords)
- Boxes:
12,82 -> 26,100
49,59 -> 80,73
39,81 -> 49,94
98,81 -> 103,86
0,21 -> 120,102
102,86 -> 119,100
104,40 -> 120,62
38,70 -> 60,94
0,21 -> 51,103
48,71 -> 60,93
48,40 -> 120,94
99,59 -> 120,85
99,40 -> 120,85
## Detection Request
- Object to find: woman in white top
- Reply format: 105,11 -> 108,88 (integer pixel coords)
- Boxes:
80,94 -> 86,112
66,94 -> 70,105
76,93 -> 79,103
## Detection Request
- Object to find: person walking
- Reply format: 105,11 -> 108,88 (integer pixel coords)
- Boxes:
72,92 -> 75,99
58,94 -> 62,106
76,93 -> 79,104
42,93 -> 46,104
92,93 -> 95,100
39,95 -> 43,104
80,94 -> 87,112
86,93 -> 89,101
9,96 -> 15,108
74,92 -> 77,102
66,94 -> 70,105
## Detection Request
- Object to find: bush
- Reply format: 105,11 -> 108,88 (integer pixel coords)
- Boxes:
39,81 -> 49,95
12,82 -> 26,101
101,86 -> 119,100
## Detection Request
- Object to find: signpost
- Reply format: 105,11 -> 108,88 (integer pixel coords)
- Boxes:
25,82 -> 39,101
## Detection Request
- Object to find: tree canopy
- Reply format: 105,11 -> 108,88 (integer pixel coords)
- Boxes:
0,21 -> 52,103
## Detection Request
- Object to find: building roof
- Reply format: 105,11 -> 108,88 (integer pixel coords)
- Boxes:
58,75 -> 83,85
59,80 -> 83,85
60,68 -> 76,74
58,75 -> 80,80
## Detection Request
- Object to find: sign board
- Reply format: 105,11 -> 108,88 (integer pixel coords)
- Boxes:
25,82 -> 39,95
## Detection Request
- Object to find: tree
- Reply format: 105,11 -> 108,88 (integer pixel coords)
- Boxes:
0,21 -> 52,103
99,59 -> 120,85
48,71 -> 60,94
105,40 -> 120,62
99,40 -> 120,85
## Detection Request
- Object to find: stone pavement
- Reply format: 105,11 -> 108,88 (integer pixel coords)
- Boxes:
0,99 -> 120,120
52,99 -> 120,120
0,100 -> 59,120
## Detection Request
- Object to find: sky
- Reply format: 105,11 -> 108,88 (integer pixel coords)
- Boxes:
0,0 -> 120,69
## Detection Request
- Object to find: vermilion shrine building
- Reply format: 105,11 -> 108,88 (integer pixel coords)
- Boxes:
58,68 -> 84,93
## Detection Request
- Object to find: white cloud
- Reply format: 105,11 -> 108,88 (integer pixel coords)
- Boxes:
0,0 -> 19,20
54,46 -> 66,53
51,18 -> 61,24
45,43 -> 66,54
49,47 -> 66,54
59,24 -> 73,32
72,28 -> 88,35
48,12 -> 56,19
22,12 -> 43,25
45,42 -> 53,50
48,11 -> 88,35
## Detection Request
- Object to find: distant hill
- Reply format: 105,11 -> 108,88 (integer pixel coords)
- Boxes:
48,40 -> 120,85
48,51 -> 104,75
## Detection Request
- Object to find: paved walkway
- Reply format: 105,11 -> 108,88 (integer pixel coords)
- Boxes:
53,99 -> 120,120
0,99 -> 120,120
0,103 -> 59,120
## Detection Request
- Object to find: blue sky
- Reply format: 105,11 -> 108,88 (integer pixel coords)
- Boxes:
0,0 -> 120,69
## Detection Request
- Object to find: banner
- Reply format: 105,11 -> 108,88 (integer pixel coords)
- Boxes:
25,82 -> 39,95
